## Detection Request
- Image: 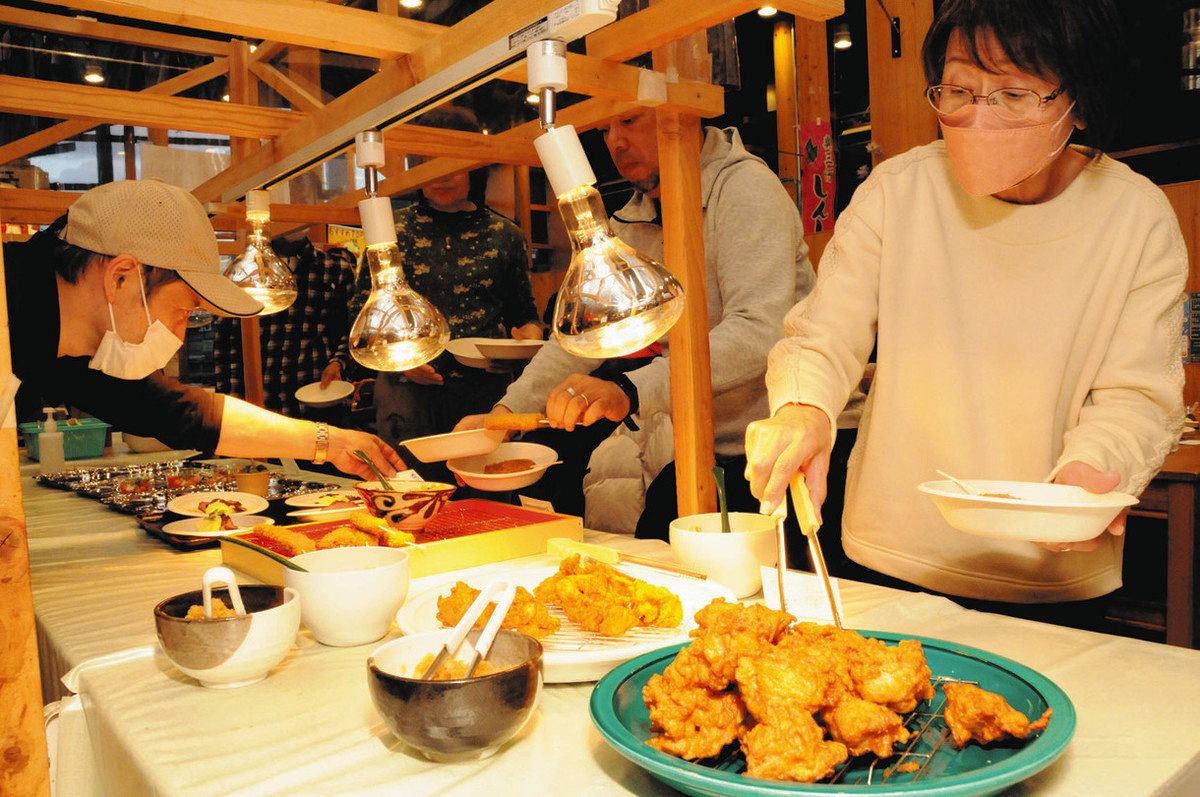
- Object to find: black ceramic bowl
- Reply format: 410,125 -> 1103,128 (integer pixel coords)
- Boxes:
367,629 -> 543,762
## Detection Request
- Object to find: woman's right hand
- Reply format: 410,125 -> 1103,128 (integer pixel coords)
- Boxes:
404,364 -> 443,385
319,361 -> 342,389
744,403 -> 834,516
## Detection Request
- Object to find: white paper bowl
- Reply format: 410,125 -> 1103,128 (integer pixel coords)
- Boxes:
294,380 -> 354,408
668,512 -> 779,598
474,339 -> 544,361
446,338 -> 492,369
285,547 -> 410,647
918,479 -> 1139,543
446,442 -> 558,491
402,428 -> 505,463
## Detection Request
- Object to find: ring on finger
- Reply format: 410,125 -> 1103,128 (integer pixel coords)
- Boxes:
565,386 -> 577,398
578,393 -> 590,406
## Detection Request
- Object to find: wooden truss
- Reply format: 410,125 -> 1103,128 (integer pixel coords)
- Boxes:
0,2 -> 842,792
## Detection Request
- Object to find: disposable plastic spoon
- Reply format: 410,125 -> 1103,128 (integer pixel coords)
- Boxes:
936,469 -> 980,496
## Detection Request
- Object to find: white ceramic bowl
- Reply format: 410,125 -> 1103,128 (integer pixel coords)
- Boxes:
918,479 -> 1139,543
446,442 -> 559,491
474,339 -> 544,361
285,547 -> 410,646
294,380 -> 354,408
154,585 -> 300,688
401,428 -> 505,463
668,512 -> 779,598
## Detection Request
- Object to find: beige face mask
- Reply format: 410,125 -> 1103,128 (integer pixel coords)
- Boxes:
939,101 -> 1077,197
88,270 -> 183,380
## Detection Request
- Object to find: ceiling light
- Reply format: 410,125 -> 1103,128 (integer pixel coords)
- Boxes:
223,191 -> 297,315
527,40 -> 684,358
757,6 -> 778,18
400,0 -> 423,8
83,63 -> 104,84
348,130 -> 449,371
248,43 -> 258,53
526,92 -> 541,105
222,93 -> 231,102
833,22 -> 853,50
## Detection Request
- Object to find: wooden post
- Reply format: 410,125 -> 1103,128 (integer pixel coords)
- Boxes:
792,15 -> 834,265
0,212 -> 51,794
229,41 -> 267,407
866,0 -> 936,163
122,125 -> 138,180
656,110 -> 716,517
773,18 -> 800,205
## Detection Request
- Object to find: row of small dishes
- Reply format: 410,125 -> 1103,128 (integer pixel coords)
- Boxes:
154,551 -> 541,762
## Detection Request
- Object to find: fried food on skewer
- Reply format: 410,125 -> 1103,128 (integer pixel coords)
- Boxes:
436,581 -> 560,639
483,413 -> 548,431
253,524 -> 317,556
316,527 -> 376,549
942,682 -> 1052,748
349,511 -> 415,547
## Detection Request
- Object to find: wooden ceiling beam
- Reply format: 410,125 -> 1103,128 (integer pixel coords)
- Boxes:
586,0 -> 843,62
35,0 -> 443,59
0,58 -> 229,166
0,6 -> 232,57
248,61 -> 324,113
498,53 -> 723,117
383,125 -> 541,167
0,74 -> 299,139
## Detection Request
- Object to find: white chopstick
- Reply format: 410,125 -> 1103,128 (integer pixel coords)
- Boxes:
463,584 -> 518,678
422,581 -> 505,680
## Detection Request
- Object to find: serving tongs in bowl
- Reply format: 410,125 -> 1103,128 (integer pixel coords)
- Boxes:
421,581 -> 518,680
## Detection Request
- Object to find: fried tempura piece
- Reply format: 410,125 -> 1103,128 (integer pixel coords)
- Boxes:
740,704 -> 848,782
942,682 -> 1052,748
185,597 -> 238,620
253,524 -> 316,556
684,600 -> 795,688
534,554 -> 682,636
435,582 -> 560,639
414,652 -> 500,680
822,695 -> 911,758
643,675 -> 745,760
349,511 -> 415,547
735,641 -> 850,717
316,527 -> 376,549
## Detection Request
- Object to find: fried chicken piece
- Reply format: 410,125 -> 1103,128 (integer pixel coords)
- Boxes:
822,695 -> 911,758
735,641 -> 850,718
942,682 -> 1052,748
534,554 -> 682,636
682,600 -> 796,689
740,705 -> 848,782
643,675 -> 745,760
349,511 -> 415,547
252,524 -> 316,557
435,582 -> 560,639
316,527 -> 375,549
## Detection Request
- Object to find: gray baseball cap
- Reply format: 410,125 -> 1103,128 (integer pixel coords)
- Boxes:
63,179 -> 263,317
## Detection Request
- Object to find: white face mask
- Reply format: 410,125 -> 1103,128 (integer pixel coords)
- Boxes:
88,270 -> 183,380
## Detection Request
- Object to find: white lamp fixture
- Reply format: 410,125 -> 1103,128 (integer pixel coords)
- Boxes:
223,191 -> 298,315
757,6 -> 779,18
400,0 -> 423,8
348,130 -> 449,371
83,63 -> 104,84
527,40 -> 684,359
833,22 -> 853,50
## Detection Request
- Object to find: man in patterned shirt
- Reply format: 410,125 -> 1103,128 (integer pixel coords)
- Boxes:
323,106 -> 541,444
213,236 -> 358,417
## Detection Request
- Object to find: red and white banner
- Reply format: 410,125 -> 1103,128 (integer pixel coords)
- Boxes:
799,120 -> 837,235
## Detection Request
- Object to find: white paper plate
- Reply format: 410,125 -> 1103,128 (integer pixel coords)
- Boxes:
283,488 -> 363,508
445,338 -> 491,369
396,563 -> 735,683
294,380 -> 354,407
446,442 -> 558,491
401,427 -> 505,463
918,479 -> 1139,543
162,514 -> 274,537
474,339 -> 544,361
166,491 -> 270,518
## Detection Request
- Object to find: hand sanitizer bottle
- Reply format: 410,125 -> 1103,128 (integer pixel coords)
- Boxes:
39,407 -> 66,472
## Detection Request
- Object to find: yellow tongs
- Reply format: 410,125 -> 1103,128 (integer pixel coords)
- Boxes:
771,475 -> 842,629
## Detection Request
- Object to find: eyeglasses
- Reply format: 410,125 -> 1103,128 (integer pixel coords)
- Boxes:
925,84 -> 1066,124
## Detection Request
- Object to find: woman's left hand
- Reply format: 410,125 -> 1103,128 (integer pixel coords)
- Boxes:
546,374 -> 629,431
1044,461 -> 1125,552
511,322 -> 543,341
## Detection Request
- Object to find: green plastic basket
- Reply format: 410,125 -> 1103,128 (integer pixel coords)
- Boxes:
20,418 -> 111,461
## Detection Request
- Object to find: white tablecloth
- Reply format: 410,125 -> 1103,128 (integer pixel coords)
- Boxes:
25,453 -> 1200,796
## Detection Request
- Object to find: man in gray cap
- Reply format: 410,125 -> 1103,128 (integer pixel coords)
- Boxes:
4,179 -> 401,479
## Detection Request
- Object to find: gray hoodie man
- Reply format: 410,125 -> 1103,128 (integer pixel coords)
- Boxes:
500,126 -> 815,457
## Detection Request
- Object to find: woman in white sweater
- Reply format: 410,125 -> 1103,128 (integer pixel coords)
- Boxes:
745,0 -> 1187,619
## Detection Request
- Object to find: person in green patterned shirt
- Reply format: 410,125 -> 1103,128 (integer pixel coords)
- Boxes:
323,107 -> 541,445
